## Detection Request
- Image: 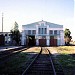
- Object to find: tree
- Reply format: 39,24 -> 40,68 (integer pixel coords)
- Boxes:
13,21 -> 18,30
10,21 -> 21,45
64,28 -> 72,45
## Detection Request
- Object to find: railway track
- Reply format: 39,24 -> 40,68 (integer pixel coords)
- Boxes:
0,47 -> 27,61
0,47 -> 41,74
0,46 -> 25,56
22,47 -> 64,75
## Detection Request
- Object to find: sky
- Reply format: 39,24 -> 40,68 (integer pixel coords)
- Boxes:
0,0 -> 74,40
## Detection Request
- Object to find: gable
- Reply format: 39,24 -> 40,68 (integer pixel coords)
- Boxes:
22,21 -> 63,29
46,22 -> 63,28
22,22 -> 38,29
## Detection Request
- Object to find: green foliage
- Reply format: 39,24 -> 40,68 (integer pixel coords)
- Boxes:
64,28 -> 71,37
64,28 -> 72,45
56,54 -> 75,75
0,52 -> 27,74
14,21 -> 18,30
10,21 -> 21,45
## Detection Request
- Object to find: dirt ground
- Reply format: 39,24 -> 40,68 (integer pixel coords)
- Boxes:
22,47 -> 41,53
47,47 -> 59,57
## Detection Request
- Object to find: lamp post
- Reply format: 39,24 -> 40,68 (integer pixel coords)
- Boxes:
2,13 -> 3,33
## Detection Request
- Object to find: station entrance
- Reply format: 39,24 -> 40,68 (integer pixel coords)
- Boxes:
39,36 -> 46,46
27,35 -> 35,46
50,36 -> 57,46
39,39 -> 46,46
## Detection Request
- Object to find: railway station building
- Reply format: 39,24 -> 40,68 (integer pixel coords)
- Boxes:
21,20 -> 64,46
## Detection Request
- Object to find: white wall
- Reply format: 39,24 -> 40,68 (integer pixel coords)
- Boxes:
21,31 -> 25,45
21,21 -> 64,46
60,30 -> 65,45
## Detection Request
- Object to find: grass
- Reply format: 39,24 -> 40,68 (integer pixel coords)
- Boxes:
0,47 -> 40,74
0,52 -> 29,74
53,46 -> 75,75
55,46 -> 75,54
56,54 -> 75,75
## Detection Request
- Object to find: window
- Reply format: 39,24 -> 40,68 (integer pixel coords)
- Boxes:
38,28 -> 47,34
49,30 -> 53,34
5,41 -> 7,43
32,30 -> 36,34
54,30 -> 57,34
38,28 -> 42,34
9,34 -> 11,36
44,28 -> 47,34
28,30 -> 31,34
5,34 -> 7,36
38,28 -> 40,34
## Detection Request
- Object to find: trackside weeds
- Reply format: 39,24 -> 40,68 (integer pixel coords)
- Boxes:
0,47 -> 41,74
0,46 -> 75,75
47,46 -> 75,75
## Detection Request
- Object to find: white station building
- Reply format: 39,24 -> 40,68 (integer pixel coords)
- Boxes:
21,20 -> 64,46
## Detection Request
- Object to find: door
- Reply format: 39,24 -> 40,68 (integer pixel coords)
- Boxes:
39,39 -> 46,46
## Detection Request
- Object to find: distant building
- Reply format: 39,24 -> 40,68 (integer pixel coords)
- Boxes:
21,20 -> 64,46
0,32 -> 12,45
0,34 -> 5,45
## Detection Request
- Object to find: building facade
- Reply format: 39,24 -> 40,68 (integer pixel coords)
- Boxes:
0,32 -> 11,45
21,20 -> 64,46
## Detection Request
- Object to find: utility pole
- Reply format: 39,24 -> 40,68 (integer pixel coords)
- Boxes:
2,13 -> 3,33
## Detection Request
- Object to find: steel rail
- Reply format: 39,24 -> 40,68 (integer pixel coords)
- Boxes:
47,48 -> 56,75
22,47 -> 57,75
22,47 -> 42,75
0,47 -> 27,61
